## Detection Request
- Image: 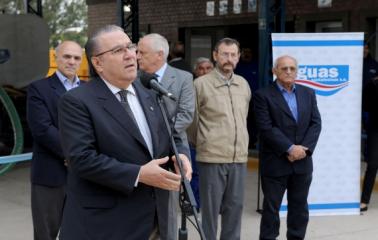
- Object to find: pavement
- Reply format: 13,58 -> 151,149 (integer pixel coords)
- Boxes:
1,161 -> 378,240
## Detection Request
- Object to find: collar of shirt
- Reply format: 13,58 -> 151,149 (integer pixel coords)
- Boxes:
101,78 -> 136,101
102,77 -> 154,158
276,80 -> 296,93
214,67 -> 236,87
155,63 -> 168,83
276,80 -> 298,122
56,70 -> 80,91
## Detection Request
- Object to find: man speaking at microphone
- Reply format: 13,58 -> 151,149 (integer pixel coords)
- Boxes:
137,33 -> 195,240
58,25 -> 192,240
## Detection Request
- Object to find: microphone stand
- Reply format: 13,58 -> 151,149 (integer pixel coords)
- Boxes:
156,94 -> 206,240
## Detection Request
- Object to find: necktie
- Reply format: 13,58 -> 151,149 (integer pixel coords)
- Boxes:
119,90 -> 138,127
119,90 -> 154,156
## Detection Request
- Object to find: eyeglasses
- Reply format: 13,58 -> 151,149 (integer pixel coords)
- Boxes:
94,43 -> 137,57
279,66 -> 297,72
217,51 -> 239,59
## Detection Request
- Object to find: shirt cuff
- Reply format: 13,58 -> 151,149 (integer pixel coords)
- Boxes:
134,170 -> 140,187
287,144 -> 294,153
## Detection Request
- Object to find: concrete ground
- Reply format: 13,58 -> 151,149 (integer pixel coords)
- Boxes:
1,162 -> 378,240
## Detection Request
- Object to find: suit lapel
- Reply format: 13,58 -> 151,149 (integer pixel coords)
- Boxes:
295,85 -> 306,125
49,73 -> 66,97
92,78 -> 148,149
270,83 -> 297,123
133,81 -> 160,156
160,65 -> 176,90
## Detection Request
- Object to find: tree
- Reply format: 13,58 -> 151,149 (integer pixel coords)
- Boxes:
0,0 -> 88,47
0,0 -> 24,14
43,0 -> 88,47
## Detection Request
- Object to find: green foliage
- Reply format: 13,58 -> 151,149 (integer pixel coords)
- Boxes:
0,0 -> 25,14
43,0 -> 87,47
0,0 -> 88,47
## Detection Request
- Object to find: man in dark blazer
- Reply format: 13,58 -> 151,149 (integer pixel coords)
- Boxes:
58,25 -> 192,240
360,43 -> 378,211
254,55 -> 321,240
137,33 -> 194,240
27,40 -> 83,240
168,41 -> 192,73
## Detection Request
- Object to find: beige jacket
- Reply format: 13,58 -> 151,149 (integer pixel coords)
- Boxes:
189,69 -> 251,163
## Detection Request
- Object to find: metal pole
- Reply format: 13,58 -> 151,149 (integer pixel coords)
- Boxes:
277,0 -> 286,33
26,0 -> 43,17
258,0 -> 286,89
116,0 -> 125,29
37,0 -> 42,17
256,0 -> 268,213
258,0 -> 272,89
257,0 -> 286,213
131,0 -> 139,42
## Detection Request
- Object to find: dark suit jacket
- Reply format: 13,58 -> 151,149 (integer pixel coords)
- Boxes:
363,79 -> 378,131
254,82 -> 322,177
169,58 -> 192,74
27,73 -> 70,186
58,77 -> 189,240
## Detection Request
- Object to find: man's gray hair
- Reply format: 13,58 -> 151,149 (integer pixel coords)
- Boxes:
85,25 -> 124,59
85,25 -> 125,77
193,57 -> 212,71
55,40 -> 81,55
273,55 -> 298,69
142,33 -> 170,60
214,37 -> 240,53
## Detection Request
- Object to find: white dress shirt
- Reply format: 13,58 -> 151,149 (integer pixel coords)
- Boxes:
102,79 -> 154,157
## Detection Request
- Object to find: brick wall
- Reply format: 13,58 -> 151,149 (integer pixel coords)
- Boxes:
138,0 -> 259,41
87,0 -> 378,42
138,0 -> 378,41
87,0 -> 117,36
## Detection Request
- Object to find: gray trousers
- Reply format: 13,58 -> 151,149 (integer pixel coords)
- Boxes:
31,184 -> 65,240
198,162 -> 247,240
156,190 -> 179,240
163,191 -> 178,240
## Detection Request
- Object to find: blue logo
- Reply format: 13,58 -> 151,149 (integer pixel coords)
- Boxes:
296,65 -> 349,96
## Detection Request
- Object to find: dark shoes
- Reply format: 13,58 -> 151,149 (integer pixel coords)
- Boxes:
360,203 -> 368,212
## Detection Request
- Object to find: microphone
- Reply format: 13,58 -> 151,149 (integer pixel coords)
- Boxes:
139,71 -> 177,101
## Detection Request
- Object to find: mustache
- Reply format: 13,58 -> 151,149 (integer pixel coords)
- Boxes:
222,62 -> 235,67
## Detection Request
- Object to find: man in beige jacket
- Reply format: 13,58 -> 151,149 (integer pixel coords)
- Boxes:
189,38 -> 251,240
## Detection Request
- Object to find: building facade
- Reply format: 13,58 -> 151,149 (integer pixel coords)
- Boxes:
87,0 -> 378,67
